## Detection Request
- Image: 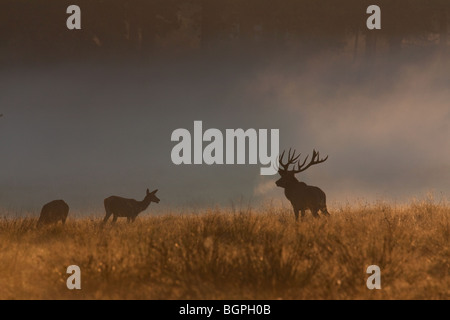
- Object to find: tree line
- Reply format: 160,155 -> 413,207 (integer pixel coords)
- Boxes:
1,0 -> 448,63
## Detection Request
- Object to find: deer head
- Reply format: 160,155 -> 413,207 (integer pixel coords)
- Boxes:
275,148 -> 328,188
145,188 -> 160,203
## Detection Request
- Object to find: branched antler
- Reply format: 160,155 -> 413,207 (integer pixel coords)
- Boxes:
279,148 -> 301,171
279,148 -> 328,173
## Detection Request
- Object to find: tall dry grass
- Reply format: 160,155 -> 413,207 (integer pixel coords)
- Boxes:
0,199 -> 448,299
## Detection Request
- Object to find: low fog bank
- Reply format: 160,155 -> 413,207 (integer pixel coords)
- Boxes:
0,50 -> 449,215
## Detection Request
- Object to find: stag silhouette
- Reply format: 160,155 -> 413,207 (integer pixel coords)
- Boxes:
103,188 -> 160,224
37,200 -> 69,226
276,149 -> 329,221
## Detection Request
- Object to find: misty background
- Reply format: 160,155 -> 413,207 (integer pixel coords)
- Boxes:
0,1 -> 449,215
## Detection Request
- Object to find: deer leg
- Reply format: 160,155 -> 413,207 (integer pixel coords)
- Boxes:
131,216 -> 136,223
300,209 -> 306,218
311,209 -> 320,218
293,207 -> 299,221
112,215 -> 118,223
127,217 -> 131,223
103,212 -> 112,223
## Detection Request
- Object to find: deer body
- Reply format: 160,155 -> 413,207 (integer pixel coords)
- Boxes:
37,200 -> 69,226
103,189 -> 159,223
282,179 -> 328,220
276,149 -> 329,221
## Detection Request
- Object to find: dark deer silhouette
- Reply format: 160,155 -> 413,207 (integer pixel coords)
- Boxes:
103,188 -> 160,223
37,200 -> 69,226
276,149 -> 329,221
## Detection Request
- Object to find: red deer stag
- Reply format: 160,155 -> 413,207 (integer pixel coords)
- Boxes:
37,200 -> 69,226
276,149 -> 329,221
103,188 -> 160,224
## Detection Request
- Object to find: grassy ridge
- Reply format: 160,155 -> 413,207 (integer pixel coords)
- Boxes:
0,200 -> 448,299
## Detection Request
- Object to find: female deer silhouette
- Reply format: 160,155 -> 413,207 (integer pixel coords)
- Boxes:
37,200 -> 69,227
276,149 -> 329,221
103,188 -> 160,224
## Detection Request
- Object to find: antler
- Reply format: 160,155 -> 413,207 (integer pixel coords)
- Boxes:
292,149 -> 328,173
278,148 -> 301,171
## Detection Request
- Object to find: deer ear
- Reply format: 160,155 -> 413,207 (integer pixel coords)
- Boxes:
151,189 -> 158,194
146,188 -> 150,195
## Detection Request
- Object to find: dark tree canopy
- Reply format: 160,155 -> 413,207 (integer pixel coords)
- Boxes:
1,0 -> 448,64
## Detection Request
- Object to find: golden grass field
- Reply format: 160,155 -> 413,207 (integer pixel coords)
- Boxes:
0,198 -> 448,300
